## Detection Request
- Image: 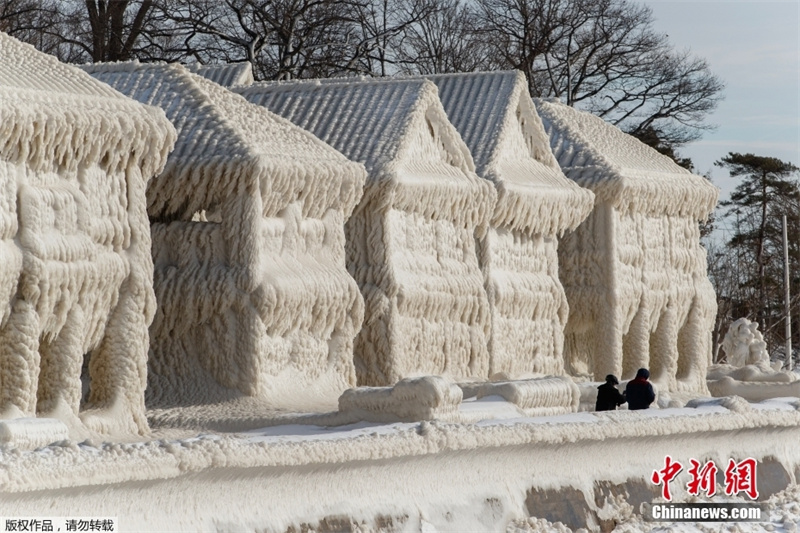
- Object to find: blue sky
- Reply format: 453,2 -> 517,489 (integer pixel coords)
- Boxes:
639,0 -> 800,205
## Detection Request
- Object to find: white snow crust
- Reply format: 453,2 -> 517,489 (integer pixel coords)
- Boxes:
534,99 -> 718,394
235,79 -> 497,386
84,62 -> 367,409
0,34 -> 175,436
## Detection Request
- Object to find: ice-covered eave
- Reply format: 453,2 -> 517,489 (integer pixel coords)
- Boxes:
484,161 -> 595,236
147,154 -> 366,222
0,88 -> 174,179
560,164 -> 719,220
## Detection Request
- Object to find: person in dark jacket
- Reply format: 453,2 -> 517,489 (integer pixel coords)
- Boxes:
625,368 -> 656,410
596,374 -> 626,411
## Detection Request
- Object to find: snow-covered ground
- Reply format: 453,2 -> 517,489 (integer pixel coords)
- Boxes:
3,395 -> 800,532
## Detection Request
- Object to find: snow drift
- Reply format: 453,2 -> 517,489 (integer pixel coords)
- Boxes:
84,62 -> 367,409
0,33 -> 174,436
535,99 -> 718,395
236,79 -> 497,387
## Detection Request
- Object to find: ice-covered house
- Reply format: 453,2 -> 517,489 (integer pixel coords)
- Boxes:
236,79 -> 497,386
426,72 -> 594,377
0,34 -> 174,434
534,99 -> 718,393
85,62 -> 366,408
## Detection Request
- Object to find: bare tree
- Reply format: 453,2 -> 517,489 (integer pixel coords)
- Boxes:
396,0 -> 491,74
51,0 -> 173,63
713,153 -> 800,354
164,0 -> 369,80
475,0 -> 724,145
341,0 -> 438,76
0,0 -> 60,54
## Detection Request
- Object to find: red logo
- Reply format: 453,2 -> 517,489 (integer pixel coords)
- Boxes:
651,457 -> 759,501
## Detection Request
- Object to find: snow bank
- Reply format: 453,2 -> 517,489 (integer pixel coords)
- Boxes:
0,33 -> 174,436
84,62 -> 367,409
4,399 -> 800,531
425,72 -> 594,379
535,99 -> 718,395
235,79 -> 497,386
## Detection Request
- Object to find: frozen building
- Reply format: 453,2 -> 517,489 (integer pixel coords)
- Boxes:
0,34 -> 174,434
85,62 -> 366,408
236,79 -> 497,386
535,99 -> 718,393
427,72 -> 594,377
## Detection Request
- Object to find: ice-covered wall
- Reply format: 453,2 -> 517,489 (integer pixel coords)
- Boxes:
85,63 -> 366,409
0,34 -> 175,435
236,79 -> 497,386
535,99 -> 718,393
428,72 -> 594,377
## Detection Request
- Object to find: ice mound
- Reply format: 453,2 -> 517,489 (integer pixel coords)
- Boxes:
707,322 -> 798,404
476,376 -> 580,415
338,376 -> 463,422
236,79 -> 497,386
535,98 -> 718,395
0,417 -> 69,450
85,62 -> 367,409
721,317 -> 769,366
0,33 -> 175,436
426,72 -> 594,378
707,363 -> 800,402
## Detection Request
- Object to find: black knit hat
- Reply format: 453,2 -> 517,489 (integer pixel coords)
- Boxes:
605,374 -> 619,385
636,368 -> 650,379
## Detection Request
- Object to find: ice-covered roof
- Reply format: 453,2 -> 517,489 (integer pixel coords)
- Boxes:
426,71 -> 594,236
535,98 -> 718,219
185,62 -> 254,87
84,61 -> 364,221
235,78 -> 495,228
0,32 -> 172,177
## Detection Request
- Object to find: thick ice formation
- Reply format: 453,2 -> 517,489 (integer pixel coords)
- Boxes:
0,33 -> 174,435
535,99 -> 719,394
235,79 -> 497,386
338,375 -> 463,422
721,317 -> 769,366
0,417 -> 69,450
84,62 -> 367,408
427,72 -> 594,377
185,61 -> 254,87
475,376 -> 580,415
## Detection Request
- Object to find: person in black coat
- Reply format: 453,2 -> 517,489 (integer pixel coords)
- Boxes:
625,368 -> 656,410
596,374 -> 626,411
